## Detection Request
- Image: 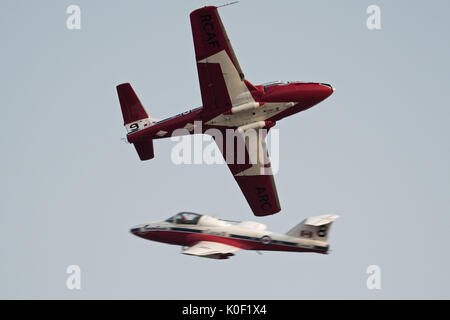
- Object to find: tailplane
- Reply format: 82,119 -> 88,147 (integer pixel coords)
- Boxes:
286,214 -> 339,242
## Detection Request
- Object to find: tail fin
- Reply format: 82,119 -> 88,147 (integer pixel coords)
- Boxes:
116,83 -> 153,132
116,83 -> 155,161
286,214 -> 339,242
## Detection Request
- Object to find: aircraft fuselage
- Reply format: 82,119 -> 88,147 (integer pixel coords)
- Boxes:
130,220 -> 329,255
127,81 -> 333,143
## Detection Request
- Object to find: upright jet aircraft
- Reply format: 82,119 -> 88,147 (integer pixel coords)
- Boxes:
130,212 -> 339,259
116,6 -> 334,216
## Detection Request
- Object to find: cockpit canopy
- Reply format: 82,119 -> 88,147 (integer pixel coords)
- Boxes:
165,212 -> 202,225
261,80 -> 291,89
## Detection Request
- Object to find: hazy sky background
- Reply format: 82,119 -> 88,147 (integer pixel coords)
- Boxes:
1,0 -> 449,299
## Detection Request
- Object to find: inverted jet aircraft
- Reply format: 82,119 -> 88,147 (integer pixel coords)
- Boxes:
130,212 -> 338,259
117,6 -> 334,216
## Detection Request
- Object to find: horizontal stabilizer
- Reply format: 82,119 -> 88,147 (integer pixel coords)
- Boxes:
303,215 -> 339,227
133,138 -> 154,161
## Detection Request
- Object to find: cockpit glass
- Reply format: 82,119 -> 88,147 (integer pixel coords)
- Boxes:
262,80 -> 291,89
165,212 -> 202,225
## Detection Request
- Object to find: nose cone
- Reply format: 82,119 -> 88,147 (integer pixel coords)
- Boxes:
130,225 -> 146,237
319,83 -> 334,100
130,227 -> 139,234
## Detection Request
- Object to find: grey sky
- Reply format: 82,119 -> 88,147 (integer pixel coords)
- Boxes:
0,0 -> 449,299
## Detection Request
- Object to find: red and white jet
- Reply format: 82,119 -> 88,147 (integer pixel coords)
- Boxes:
130,212 -> 339,259
117,6 -> 334,216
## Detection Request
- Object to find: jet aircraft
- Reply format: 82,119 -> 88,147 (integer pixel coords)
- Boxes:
117,6 -> 334,216
130,212 -> 339,259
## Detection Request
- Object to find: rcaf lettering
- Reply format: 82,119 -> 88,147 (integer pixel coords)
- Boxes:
256,187 -> 272,210
256,187 -> 265,195
261,202 -> 272,210
199,14 -> 220,48
200,14 -> 212,23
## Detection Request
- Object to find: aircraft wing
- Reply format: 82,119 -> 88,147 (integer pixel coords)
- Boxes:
190,6 -> 253,113
182,241 -> 240,259
214,127 -> 281,216
191,6 -> 281,216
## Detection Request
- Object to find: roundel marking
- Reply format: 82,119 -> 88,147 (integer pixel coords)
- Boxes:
260,235 -> 272,245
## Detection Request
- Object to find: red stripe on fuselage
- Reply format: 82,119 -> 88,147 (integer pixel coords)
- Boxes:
134,230 -> 326,254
